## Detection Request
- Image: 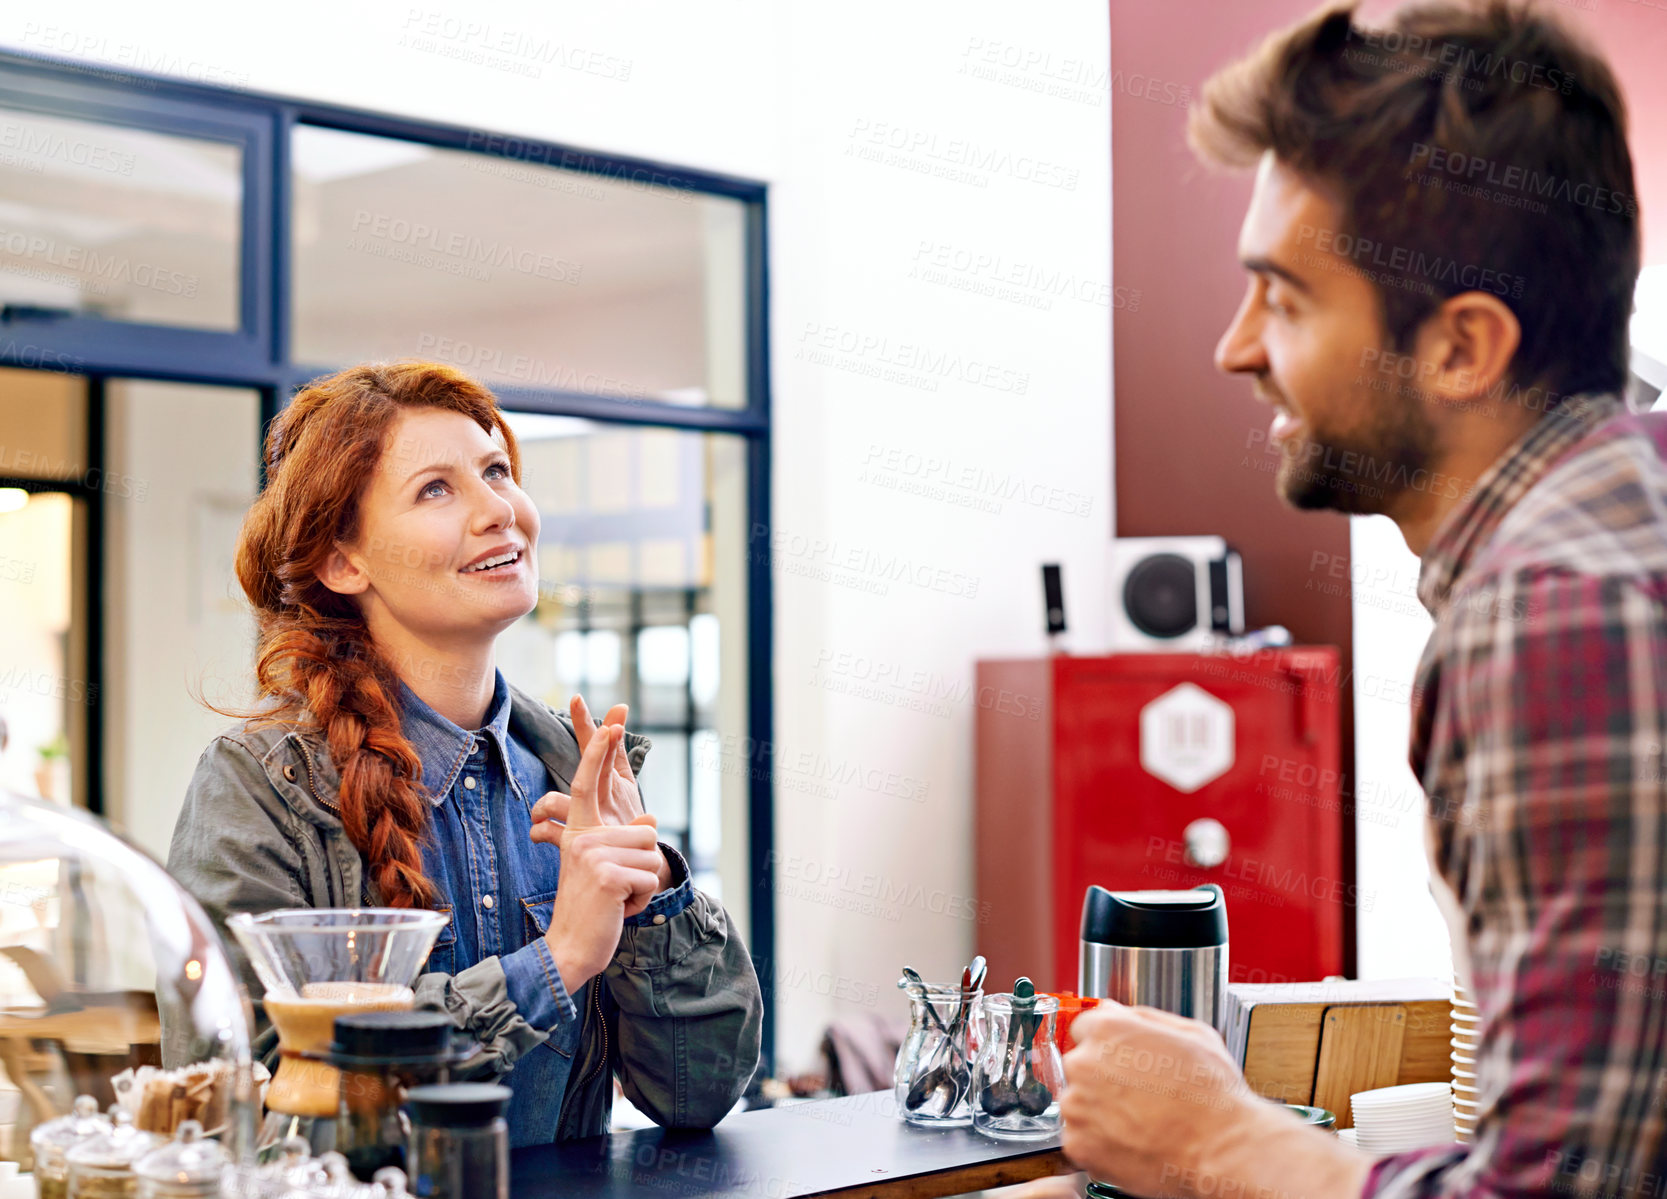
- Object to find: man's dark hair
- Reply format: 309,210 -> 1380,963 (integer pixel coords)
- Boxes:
1190,0 -> 1639,401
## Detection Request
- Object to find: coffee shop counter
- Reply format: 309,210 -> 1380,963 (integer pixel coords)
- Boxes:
510,1091 -> 1071,1199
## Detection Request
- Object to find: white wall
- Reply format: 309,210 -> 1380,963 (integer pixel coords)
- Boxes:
1349,515 -> 1452,980
0,0 -> 1115,1068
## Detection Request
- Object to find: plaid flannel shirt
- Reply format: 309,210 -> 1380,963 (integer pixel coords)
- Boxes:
1365,393 -> 1667,1199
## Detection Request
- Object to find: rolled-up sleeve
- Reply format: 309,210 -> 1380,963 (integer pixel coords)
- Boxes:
1367,570 -> 1667,1198
604,850 -> 764,1129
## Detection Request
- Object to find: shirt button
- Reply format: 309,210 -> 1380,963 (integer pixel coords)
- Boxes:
463,776 -> 477,790
470,740 -> 481,755
652,914 -> 666,926
482,895 -> 495,909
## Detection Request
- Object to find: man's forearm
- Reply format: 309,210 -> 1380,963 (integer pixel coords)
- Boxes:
1195,1099 -> 1373,1199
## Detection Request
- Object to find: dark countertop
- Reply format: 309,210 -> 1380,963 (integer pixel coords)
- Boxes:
510,1090 -> 1069,1199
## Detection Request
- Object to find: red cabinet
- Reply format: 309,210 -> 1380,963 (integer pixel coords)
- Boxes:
974,650 -> 1344,994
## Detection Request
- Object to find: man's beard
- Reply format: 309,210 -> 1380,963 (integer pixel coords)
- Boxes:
1274,388 -> 1439,516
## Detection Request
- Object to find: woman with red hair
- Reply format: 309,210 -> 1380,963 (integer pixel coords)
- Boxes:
167,361 -> 762,1145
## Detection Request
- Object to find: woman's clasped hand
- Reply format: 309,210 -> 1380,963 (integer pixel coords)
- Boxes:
529,695 -> 671,991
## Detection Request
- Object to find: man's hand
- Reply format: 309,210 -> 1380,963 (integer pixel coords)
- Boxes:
529,720 -> 665,992
1057,1004 -> 1372,1198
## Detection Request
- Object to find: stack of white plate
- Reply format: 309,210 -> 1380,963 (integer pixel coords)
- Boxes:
1350,1082 -> 1457,1152
1452,976 -> 1481,1142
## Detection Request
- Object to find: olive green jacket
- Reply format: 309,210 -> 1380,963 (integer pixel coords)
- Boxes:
165,684 -> 762,1139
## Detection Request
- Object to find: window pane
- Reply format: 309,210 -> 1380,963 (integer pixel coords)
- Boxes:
0,366 -> 86,481
103,379 -> 260,859
0,108 -> 241,330
637,624 -> 690,726
0,367 -> 91,810
493,419 -> 750,924
290,125 -> 748,408
0,489 -> 81,804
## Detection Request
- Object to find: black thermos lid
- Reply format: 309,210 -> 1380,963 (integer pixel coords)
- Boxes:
1080,884 -> 1227,949
406,1083 -> 511,1128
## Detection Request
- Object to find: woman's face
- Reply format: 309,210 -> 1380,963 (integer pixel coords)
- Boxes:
320,407 -> 541,647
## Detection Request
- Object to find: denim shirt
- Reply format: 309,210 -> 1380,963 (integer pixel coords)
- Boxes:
399,671 -> 695,1146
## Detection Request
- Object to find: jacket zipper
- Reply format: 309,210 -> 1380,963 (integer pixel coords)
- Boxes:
294,737 -> 333,810
581,977 -> 608,1092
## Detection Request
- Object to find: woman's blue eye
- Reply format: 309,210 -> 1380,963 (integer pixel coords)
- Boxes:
419,462 -> 508,499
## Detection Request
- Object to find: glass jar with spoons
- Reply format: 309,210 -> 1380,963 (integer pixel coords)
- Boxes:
893,956 -> 986,1126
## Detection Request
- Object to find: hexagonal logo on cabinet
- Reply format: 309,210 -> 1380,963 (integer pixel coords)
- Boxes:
1139,682 -> 1235,793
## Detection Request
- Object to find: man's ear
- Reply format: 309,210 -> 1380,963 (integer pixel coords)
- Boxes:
1412,291 -> 1521,410
316,544 -> 370,597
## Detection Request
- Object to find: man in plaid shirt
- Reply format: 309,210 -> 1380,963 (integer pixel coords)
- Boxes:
1024,2 -> 1667,1197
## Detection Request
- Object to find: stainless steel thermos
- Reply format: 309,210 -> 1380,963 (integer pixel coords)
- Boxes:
1078,884 -> 1228,1031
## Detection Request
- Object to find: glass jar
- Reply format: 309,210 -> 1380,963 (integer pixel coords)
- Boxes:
65,1109 -> 162,1198
30,1096 -> 110,1199
972,992 -> 1064,1141
331,1010 -> 470,1181
219,1136 -> 323,1199
893,982 -> 979,1126
133,1119 -> 229,1199
0,794 -> 258,1163
406,1084 -> 510,1199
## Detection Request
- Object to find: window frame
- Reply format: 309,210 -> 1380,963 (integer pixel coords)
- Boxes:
0,47 -> 778,1070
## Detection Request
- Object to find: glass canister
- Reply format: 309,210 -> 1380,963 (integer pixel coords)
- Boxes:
405,1084 -> 510,1199
972,982 -> 1064,1141
31,1096 -> 110,1199
0,794 -> 258,1166
132,1120 -> 229,1199
330,1011 -> 470,1181
218,1135 -> 320,1199
65,1109 -> 162,1198
894,982 -> 979,1125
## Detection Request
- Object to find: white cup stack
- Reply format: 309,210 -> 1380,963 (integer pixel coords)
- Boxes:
1451,976 -> 1481,1142
1350,1082 -> 1457,1153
